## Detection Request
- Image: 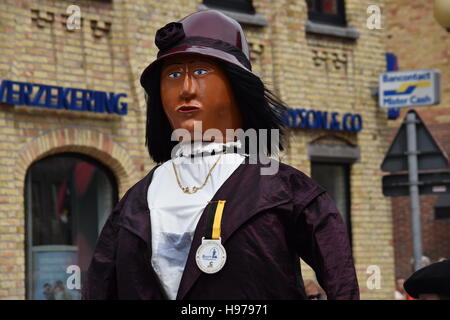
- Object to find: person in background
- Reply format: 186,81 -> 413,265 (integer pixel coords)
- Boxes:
304,279 -> 326,300
394,278 -> 406,300
404,259 -> 450,300
42,283 -> 54,300
410,255 -> 431,272
53,280 -> 73,300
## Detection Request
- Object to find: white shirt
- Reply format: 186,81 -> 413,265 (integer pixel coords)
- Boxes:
147,140 -> 246,300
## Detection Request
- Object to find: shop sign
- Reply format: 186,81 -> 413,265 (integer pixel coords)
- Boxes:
283,108 -> 363,133
379,69 -> 440,109
0,79 -> 127,115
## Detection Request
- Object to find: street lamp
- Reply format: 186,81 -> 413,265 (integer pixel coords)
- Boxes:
434,0 -> 450,31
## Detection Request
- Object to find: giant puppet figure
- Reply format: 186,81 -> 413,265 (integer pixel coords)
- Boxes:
83,10 -> 359,300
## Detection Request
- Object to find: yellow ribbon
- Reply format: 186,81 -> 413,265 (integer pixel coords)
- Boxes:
211,200 -> 226,240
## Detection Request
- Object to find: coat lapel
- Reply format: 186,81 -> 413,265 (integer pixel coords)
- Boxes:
176,158 -> 292,300
118,165 -> 160,248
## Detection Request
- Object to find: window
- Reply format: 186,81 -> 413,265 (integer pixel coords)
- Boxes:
306,0 -> 347,26
25,153 -> 118,300
203,0 -> 256,14
435,194 -> 450,219
311,162 -> 352,245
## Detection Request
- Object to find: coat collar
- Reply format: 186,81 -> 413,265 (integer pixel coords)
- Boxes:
118,157 -> 293,300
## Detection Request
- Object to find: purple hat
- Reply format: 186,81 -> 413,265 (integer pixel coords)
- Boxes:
140,10 -> 252,93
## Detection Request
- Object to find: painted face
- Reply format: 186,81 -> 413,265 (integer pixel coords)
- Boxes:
160,54 -> 242,141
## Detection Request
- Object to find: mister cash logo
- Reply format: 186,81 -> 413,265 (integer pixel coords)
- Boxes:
379,69 -> 441,109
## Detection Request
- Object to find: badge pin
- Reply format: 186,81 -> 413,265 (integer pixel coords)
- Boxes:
195,237 -> 227,274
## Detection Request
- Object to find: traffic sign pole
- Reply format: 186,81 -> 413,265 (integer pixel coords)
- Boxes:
382,110 -> 450,270
406,111 -> 423,272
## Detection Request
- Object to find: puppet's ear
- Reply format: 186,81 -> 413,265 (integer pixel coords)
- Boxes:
155,22 -> 185,51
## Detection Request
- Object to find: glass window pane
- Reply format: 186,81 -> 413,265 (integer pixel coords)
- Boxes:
306,0 -> 317,12
307,0 -> 346,26
321,0 -> 338,14
26,154 -> 117,300
435,194 -> 450,219
311,162 -> 350,229
203,0 -> 256,14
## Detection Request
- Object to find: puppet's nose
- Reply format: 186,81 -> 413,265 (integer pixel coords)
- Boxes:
180,73 -> 197,100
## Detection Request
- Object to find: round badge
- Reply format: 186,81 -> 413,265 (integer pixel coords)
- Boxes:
195,239 -> 227,274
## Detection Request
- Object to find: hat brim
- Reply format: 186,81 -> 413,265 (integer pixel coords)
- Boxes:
140,45 -> 252,93
404,260 -> 450,299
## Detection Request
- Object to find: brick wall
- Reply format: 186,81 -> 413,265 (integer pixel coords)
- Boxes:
0,0 -> 394,299
0,0 -> 151,299
392,193 -> 450,279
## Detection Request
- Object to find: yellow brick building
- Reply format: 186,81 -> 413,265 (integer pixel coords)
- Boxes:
0,0 -> 394,299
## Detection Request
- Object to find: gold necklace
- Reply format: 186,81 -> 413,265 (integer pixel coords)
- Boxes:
172,152 -> 224,194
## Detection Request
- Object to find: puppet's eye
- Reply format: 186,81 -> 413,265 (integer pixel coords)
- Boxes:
168,72 -> 181,78
193,69 -> 208,76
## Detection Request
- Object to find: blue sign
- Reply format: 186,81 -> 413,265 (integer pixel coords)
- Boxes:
0,79 -> 127,115
283,108 -> 363,133
379,69 -> 440,109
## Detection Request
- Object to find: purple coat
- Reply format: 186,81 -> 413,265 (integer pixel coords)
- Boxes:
82,159 -> 359,300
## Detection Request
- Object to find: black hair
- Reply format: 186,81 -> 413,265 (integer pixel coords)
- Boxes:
144,60 -> 288,164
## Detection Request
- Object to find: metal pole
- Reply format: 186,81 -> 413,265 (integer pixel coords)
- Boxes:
406,111 -> 423,272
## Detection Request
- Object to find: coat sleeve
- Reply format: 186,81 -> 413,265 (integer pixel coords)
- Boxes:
81,200 -> 123,300
293,190 -> 360,300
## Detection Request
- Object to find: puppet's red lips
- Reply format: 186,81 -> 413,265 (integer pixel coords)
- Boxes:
177,105 -> 200,113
